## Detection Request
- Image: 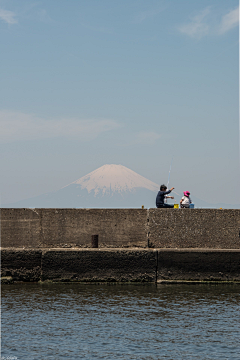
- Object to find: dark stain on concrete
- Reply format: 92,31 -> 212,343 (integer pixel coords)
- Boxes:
157,249 -> 240,281
1,250 -> 42,282
41,249 -> 156,282
1,249 -> 240,283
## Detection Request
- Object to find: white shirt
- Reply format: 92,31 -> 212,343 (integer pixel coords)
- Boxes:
181,196 -> 192,205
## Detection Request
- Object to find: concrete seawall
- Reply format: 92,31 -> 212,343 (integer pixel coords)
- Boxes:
1,249 -> 240,283
1,208 -> 240,283
1,208 -> 240,249
1,209 -> 148,248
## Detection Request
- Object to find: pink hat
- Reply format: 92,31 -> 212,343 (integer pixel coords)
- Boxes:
183,191 -> 190,197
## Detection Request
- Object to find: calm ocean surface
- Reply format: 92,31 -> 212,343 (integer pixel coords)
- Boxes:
1,283 -> 240,360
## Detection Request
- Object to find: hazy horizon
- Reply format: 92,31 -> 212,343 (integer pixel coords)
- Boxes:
2,163 -> 239,209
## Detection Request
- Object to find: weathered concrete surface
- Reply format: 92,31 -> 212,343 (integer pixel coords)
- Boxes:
149,209 -> 240,249
157,249 -> 240,281
1,249 -> 42,282
1,249 -> 240,283
40,209 -> 148,248
1,208 -> 41,248
41,249 -> 156,282
1,208 -> 240,249
1,208 -> 148,248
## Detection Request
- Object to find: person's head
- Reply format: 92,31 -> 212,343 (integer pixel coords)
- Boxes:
160,184 -> 167,191
184,191 -> 190,197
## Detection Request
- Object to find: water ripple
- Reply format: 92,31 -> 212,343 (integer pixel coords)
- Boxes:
2,283 -> 240,359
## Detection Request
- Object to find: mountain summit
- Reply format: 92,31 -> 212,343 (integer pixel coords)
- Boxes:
67,164 -> 159,195
8,164 -> 160,208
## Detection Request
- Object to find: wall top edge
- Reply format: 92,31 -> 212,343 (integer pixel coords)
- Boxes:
0,208 -> 239,211
1,247 -> 240,252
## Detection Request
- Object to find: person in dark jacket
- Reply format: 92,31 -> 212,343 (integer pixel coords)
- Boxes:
156,184 -> 175,208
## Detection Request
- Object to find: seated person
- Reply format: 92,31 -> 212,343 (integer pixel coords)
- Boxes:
180,191 -> 192,208
156,184 -> 175,208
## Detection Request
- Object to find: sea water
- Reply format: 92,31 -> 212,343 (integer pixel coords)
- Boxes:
1,283 -> 240,359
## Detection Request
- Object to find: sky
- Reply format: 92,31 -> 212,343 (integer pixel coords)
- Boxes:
0,0 -> 239,205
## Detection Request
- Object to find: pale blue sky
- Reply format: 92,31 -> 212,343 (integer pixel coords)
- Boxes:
0,0 -> 239,205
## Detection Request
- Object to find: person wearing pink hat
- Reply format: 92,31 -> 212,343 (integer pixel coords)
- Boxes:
180,191 -> 192,208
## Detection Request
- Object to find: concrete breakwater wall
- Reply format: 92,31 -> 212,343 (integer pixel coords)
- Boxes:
1,208 -> 240,249
1,249 -> 240,283
1,208 -> 240,283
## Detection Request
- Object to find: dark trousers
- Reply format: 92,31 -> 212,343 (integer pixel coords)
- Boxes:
157,204 -> 174,208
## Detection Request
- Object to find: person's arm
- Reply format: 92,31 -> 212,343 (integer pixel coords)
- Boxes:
163,187 -> 174,195
166,196 -> 174,199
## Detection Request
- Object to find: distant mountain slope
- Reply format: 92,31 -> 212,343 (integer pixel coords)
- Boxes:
67,164 -> 159,194
3,164 -> 239,209
4,164 -> 160,208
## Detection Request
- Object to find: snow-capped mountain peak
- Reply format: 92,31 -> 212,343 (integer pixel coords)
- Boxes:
67,164 -> 159,195
7,164 -> 160,208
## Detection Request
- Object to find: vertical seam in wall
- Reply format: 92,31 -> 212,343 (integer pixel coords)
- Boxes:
39,209 -> 43,248
155,250 -> 158,283
147,208 -> 150,248
40,249 -> 43,281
